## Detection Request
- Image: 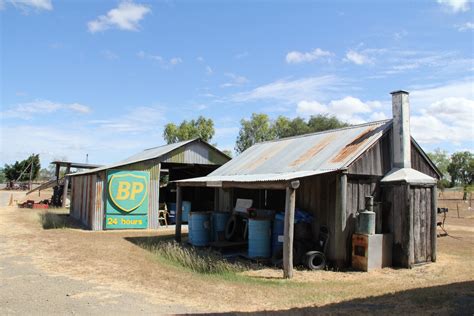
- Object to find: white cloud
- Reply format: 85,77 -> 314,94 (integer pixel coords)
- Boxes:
2,99 -> 91,119
7,0 -> 52,11
457,22 -> 474,31
296,100 -> 328,115
235,51 -> 249,59
231,75 -> 341,103
87,1 -> 151,33
344,50 -> 373,65
205,65 -> 213,75
170,57 -> 182,65
220,73 -> 248,88
437,0 -> 470,12
411,97 -> 474,144
286,48 -> 332,64
100,49 -> 119,60
137,51 -> 183,68
296,96 -> 383,124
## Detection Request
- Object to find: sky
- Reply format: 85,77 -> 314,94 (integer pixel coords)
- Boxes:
1,0 -> 473,168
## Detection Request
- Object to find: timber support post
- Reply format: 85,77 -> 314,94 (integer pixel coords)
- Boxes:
431,185 -> 437,262
334,173 -> 348,266
61,164 -> 71,208
175,186 -> 183,242
283,180 -> 299,279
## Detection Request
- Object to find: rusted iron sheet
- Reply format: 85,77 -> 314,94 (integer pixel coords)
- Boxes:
179,120 -> 392,185
331,126 -> 379,163
290,133 -> 337,167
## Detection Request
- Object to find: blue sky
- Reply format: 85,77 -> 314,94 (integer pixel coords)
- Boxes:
1,0 -> 473,168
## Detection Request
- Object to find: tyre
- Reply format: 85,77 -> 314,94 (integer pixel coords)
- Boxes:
305,251 -> 326,270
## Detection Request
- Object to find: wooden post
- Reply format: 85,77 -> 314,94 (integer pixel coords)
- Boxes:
175,186 -> 183,242
431,185 -> 437,262
406,184 -> 414,268
283,181 -> 298,279
55,164 -> 60,185
334,173 -> 347,266
61,165 -> 71,208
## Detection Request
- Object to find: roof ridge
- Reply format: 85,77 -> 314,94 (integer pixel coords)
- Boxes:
257,119 -> 392,145
143,138 -> 197,151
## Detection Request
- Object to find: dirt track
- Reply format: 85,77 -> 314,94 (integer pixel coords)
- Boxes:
1,191 -> 473,315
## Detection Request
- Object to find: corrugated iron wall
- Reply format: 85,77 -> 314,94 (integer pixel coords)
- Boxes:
70,172 -> 105,230
160,141 -> 228,165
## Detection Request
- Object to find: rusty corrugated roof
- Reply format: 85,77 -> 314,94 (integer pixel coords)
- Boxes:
178,120 -> 392,185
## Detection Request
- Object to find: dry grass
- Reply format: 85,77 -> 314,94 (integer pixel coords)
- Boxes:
136,239 -> 247,275
39,212 -> 68,229
2,192 -> 473,314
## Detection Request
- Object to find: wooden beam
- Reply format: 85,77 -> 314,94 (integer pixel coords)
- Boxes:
175,186 -> 183,242
283,187 -> 296,279
222,181 -> 289,190
431,185 -> 437,262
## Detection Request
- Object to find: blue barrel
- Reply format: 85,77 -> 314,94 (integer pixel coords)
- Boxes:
167,202 -> 177,224
212,212 -> 231,242
167,201 -> 191,224
182,201 -> 191,223
272,218 -> 285,256
190,212 -> 211,246
248,219 -> 272,258
188,213 -> 193,244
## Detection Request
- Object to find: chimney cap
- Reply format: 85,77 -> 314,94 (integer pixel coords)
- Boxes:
390,90 -> 409,95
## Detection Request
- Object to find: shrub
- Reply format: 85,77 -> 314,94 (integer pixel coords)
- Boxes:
39,212 -> 68,229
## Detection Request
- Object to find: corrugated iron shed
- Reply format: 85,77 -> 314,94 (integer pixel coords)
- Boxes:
178,120 -> 392,185
70,138 -> 230,177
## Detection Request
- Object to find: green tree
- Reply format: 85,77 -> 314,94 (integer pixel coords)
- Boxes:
3,154 -> 41,181
235,113 -> 275,153
235,113 -> 348,153
163,116 -> 215,144
447,151 -> 474,187
427,148 -> 451,189
0,168 -> 5,183
222,150 -> 233,158
274,116 -> 309,138
307,114 -> 349,133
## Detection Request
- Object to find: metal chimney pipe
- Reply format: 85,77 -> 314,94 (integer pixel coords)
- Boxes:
390,90 -> 411,169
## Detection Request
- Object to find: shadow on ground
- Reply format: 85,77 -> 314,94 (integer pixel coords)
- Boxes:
201,281 -> 474,315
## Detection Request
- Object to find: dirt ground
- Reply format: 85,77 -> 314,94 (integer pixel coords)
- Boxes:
0,191 -> 473,315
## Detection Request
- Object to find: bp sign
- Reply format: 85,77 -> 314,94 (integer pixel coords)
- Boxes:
105,170 -> 149,229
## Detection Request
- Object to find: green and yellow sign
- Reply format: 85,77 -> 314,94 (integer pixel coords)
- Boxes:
105,170 -> 149,229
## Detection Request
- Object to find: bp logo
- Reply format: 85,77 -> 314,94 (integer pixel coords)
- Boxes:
107,171 -> 149,214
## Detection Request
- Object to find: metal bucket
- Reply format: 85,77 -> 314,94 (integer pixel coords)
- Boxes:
248,219 -> 272,258
190,212 -> 211,246
272,218 -> 284,256
212,211 -> 230,242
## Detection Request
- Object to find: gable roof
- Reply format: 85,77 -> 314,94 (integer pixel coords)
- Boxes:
178,120 -> 393,185
70,138 -> 230,177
